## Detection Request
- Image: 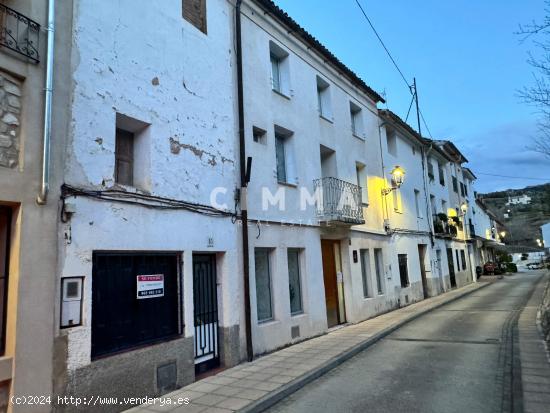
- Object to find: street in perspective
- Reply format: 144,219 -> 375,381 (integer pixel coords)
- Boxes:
1,0 -> 550,412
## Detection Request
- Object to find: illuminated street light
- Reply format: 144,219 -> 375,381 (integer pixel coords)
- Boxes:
382,166 -> 406,195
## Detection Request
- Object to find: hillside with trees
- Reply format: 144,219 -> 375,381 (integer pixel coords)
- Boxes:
480,183 -> 550,248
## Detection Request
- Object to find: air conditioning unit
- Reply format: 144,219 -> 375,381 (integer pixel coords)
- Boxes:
61,277 -> 83,328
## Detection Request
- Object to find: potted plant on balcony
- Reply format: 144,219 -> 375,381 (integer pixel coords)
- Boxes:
436,213 -> 448,222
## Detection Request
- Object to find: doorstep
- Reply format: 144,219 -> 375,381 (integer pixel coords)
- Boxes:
127,281 -> 490,413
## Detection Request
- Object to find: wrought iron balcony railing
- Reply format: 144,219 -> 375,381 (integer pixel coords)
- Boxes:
0,3 -> 40,63
433,215 -> 458,238
313,177 -> 364,225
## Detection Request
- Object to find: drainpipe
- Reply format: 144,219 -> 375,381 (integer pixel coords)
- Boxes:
235,0 -> 253,362
37,0 -> 55,205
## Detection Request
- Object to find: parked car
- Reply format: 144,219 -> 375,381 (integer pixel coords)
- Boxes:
526,262 -> 544,270
483,262 -> 495,275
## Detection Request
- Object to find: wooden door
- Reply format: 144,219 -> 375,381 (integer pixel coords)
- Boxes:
321,240 -> 339,328
418,244 -> 428,299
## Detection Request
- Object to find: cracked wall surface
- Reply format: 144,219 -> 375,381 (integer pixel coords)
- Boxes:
0,72 -> 21,169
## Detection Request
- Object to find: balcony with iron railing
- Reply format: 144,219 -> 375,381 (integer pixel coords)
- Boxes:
0,3 -> 40,63
433,215 -> 458,238
313,177 -> 365,225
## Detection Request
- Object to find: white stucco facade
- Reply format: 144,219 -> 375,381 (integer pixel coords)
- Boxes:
55,0 -> 243,399
46,0 -> 495,404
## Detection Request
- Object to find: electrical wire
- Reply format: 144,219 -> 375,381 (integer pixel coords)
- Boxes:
354,0 -> 435,138
474,172 -> 550,181
61,184 -> 236,218
354,0 -> 409,89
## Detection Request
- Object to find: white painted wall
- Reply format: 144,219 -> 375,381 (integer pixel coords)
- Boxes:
59,0 -> 241,370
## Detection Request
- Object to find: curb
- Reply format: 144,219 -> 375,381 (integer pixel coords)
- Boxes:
240,282 -> 491,413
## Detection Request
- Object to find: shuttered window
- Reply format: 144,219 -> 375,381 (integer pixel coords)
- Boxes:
115,129 -> 134,186
183,0 -> 207,34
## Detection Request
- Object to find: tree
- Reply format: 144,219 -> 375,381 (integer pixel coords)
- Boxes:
518,1 -> 550,159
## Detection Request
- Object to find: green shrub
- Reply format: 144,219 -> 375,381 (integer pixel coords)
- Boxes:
506,263 -> 518,273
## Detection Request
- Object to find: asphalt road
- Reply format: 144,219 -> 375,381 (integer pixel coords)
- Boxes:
266,272 -> 544,413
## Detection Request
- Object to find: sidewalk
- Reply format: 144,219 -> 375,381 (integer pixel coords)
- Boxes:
127,281 -> 490,413
518,271 -> 550,413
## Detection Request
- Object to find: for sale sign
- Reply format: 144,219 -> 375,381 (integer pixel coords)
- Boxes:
136,274 -> 164,299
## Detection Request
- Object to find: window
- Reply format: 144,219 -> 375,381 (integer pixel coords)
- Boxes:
386,129 -> 397,156
287,249 -> 303,315
274,126 -> 296,185
455,250 -> 460,270
91,253 -> 180,358
438,163 -> 445,186
430,195 -> 436,215
182,0 -> 207,34
350,101 -> 363,137
275,134 -> 287,183
398,254 -> 409,288
414,189 -> 422,218
452,176 -> 458,193
441,199 -> 447,215
115,113 -> 150,189
460,250 -> 467,271
427,159 -> 434,180
460,182 -> 466,197
269,41 -> 290,96
316,76 -> 332,120
356,162 -> 368,205
360,249 -> 371,298
254,249 -> 273,322
115,129 -> 134,186
0,207 -> 11,355
253,126 -> 267,145
271,54 -> 281,92
374,248 -> 384,295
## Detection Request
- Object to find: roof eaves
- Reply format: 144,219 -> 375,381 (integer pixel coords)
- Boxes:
252,0 -> 385,104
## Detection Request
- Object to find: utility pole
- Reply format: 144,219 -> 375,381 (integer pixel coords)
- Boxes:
413,77 -> 422,136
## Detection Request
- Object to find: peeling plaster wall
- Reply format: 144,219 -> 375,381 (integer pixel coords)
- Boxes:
66,0 -> 236,203
58,0 -> 241,396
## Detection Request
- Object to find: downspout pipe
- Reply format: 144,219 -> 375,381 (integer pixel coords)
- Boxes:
37,0 -> 55,205
235,0 -> 253,362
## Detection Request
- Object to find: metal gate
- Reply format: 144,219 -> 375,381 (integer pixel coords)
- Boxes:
91,253 -> 181,359
193,254 -> 219,374
447,248 -> 456,288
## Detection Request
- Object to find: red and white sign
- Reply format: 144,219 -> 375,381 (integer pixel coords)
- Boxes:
136,274 -> 164,299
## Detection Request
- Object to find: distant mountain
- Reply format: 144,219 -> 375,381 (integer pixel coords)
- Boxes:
479,183 -> 550,248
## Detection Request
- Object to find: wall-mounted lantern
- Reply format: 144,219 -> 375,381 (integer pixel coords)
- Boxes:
460,201 -> 468,215
382,165 -> 405,195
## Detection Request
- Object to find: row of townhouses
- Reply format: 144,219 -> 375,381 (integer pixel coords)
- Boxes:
0,0 -> 506,411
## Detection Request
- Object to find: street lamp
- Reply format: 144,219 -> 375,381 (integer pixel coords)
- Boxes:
500,231 -> 506,238
382,166 -> 405,195
460,201 -> 468,215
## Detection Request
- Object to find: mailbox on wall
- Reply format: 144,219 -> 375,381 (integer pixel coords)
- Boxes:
61,277 -> 83,328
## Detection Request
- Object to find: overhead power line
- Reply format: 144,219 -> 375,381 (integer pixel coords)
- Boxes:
354,0 -> 434,138
475,172 -> 550,181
